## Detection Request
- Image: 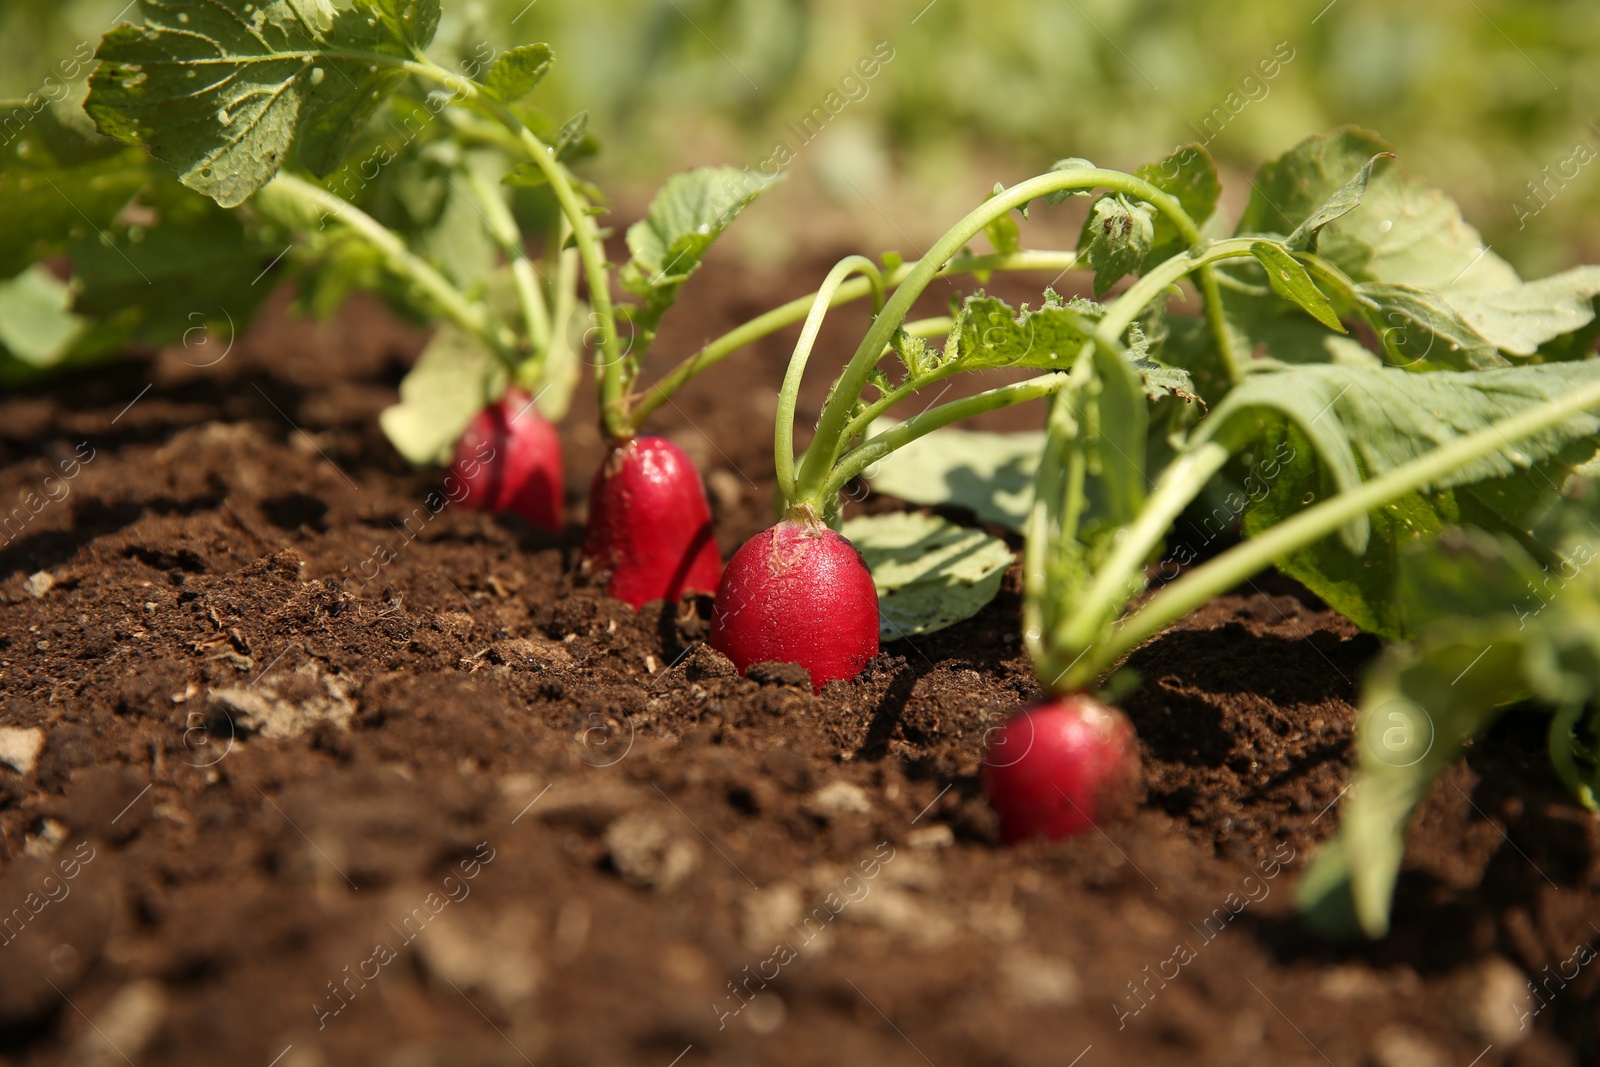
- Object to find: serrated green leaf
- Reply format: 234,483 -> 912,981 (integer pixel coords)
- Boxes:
619,165 -> 777,362
482,43 -> 553,103
623,166 -> 774,288
1079,194 -> 1154,298
87,0 -> 436,208
953,293 -> 1192,402
864,422 -> 1044,532
0,265 -> 87,367
953,293 -> 1096,373
1250,242 -> 1344,332
841,511 -> 1014,638
379,324 -> 508,466
1133,143 -> 1220,267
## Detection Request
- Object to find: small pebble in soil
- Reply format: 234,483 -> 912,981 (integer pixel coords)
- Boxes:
802,780 -> 873,819
0,726 -> 45,776
23,571 -> 54,598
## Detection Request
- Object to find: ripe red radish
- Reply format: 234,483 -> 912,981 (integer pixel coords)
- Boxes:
451,388 -> 564,533
709,517 -> 879,691
583,435 -> 723,609
981,696 -> 1140,843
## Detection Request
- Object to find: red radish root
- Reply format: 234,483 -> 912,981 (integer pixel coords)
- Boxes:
583,436 -> 723,609
981,696 -> 1140,843
710,517 -> 879,691
451,388 -> 564,532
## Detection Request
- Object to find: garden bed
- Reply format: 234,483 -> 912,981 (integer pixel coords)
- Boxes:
0,253 -> 1595,1067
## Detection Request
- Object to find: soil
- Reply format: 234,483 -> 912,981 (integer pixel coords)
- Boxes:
0,249 -> 1596,1067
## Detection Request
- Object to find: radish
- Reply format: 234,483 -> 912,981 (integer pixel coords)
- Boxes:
451,388 -> 565,532
981,696 -> 1140,843
583,436 -> 723,609
709,517 -> 879,691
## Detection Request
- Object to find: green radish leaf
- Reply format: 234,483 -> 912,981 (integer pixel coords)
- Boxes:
553,111 -> 589,161
952,292 -> 1194,401
1300,509 -> 1600,937
951,292 -> 1096,374
1449,267 -> 1600,357
1199,362 -> 1600,638
1079,193 -> 1154,298
482,42 -> 553,103
623,166 -> 774,291
1250,242 -> 1344,333
0,107 -> 149,277
87,0 -> 438,208
864,422 -> 1044,532
1358,283 -> 1502,369
0,266 -> 87,368
1042,158 -> 1096,207
1236,127 -> 1394,241
379,324 -> 507,467
620,166 -> 778,363
841,511 -> 1014,639
1133,143 -> 1220,267
1284,152 -> 1390,252
69,179 -> 276,348
1298,622 -> 1528,937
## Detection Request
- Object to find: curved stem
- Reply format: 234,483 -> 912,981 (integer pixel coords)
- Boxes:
464,165 -> 550,354
775,256 -> 883,502
1062,377 -> 1600,689
837,316 -> 958,444
793,169 -> 1207,510
1054,441 -> 1230,654
820,372 -> 1070,502
626,249 -> 1080,430
406,57 -> 627,438
267,173 -> 516,364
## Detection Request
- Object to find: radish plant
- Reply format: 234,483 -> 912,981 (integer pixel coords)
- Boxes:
989,134 -> 1600,876
47,0 -> 1100,607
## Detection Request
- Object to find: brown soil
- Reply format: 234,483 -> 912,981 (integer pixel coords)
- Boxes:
0,252 -> 1596,1067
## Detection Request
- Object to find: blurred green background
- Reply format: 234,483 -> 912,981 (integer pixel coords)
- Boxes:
4,0 -> 1597,271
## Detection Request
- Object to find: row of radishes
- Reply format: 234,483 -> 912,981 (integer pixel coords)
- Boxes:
454,380 -> 1128,845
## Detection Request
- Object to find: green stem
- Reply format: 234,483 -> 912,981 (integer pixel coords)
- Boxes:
406,56 -> 627,439
793,169 -> 1208,510
268,173 -> 516,364
464,166 -> 550,354
1061,377 -> 1600,689
626,249 -> 1080,430
775,256 -> 883,502
820,373 -> 1070,502
1055,441 -> 1230,653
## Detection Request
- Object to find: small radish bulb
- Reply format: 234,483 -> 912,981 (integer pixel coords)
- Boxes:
981,696 -> 1140,843
710,517 -> 879,691
451,388 -> 564,532
583,436 -> 723,609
